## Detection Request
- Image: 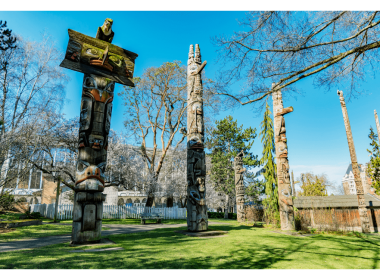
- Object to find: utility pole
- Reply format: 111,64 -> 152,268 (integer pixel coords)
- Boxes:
291,170 -> 296,197
337,90 -> 370,233
374,110 -> 380,145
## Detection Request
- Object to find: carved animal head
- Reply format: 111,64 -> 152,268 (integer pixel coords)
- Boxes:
83,74 -> 115,103
75,160 -> 106,191
102,18 -> 113,34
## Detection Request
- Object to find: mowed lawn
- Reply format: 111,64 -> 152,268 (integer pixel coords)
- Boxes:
1,219 -> 380,269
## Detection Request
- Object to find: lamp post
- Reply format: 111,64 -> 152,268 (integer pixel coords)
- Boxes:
53,170 -> 60,223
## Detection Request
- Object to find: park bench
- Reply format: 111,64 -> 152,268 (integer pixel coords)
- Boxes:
140,212 -> 163,224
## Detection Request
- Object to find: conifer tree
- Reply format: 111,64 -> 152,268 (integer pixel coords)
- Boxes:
208,116 -> 259,217
259,101 -> 279,224
367,127 -> 380,195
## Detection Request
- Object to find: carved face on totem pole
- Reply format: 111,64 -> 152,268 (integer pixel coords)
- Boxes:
76,74 -> 115,193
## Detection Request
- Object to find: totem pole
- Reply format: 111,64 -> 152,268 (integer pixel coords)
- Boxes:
186,44 -> 208,232
272,85 -> 294,231
374,110 -> 380,145
337,90 -> 370,233
60,19 -> 138,243
234,150 -> 246,222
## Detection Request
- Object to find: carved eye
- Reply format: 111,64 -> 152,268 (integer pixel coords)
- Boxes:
86,48 -> 98,55
77,162 -> 85,172
84,77 -> 96,88
105,83 -> 115,93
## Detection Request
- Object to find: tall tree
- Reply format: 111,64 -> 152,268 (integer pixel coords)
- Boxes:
0,33 -> 68,195
120,61 -> 219,207
0,20 -> 16,51
296,172 -> 331,197
213,11 -> 380,107
208,115 -> 259,218
259,101 -> 279,224
367,127 -> 380,196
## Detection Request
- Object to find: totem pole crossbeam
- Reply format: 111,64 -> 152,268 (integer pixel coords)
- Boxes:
60,19 -> 138,244
60,29 -> 138,87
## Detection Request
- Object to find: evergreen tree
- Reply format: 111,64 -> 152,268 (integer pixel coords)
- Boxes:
259,101 -> 279,224
367,127 -> 380,195
208,116 -> 259,216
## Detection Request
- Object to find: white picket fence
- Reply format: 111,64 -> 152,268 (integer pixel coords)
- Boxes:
30,204 -> 187,220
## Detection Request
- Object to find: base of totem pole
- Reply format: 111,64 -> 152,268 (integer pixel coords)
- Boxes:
176,230 -> 228,238
69,238 -> 115,247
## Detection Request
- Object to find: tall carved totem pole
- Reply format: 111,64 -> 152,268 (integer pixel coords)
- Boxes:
234,151 -> 246,222
272,86 -> 295,230
60,19 -> 138,243
186,44 -> 208,232
337,90 -> 370,233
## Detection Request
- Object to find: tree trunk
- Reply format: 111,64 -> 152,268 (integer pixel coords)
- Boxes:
272,86 -> 295,230
145,193 -> 155,207
167,196 -> 173,207
338,90 -> 371,233
224,194 -> 229,219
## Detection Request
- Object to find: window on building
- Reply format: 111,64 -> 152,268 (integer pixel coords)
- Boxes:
30,170 -> 42,189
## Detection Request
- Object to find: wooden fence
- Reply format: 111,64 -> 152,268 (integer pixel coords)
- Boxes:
30,204 -> 187,220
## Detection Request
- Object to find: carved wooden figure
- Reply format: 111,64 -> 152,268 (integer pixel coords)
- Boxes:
375,110 -> 380,146
234,150 -> 246,222
186,44 -> 208,231
338,90 -> 370,233
60,19 -> 138,244
272,86 -> 295,230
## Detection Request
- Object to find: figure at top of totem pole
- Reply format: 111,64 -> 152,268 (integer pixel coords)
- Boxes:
96,18 -> 114,43
187,44 -> 208,232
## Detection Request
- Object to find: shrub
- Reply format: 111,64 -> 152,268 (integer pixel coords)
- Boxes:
23,211 -> 41,219
0,192 -> 16,211
207,212 -> 236,219
16,197 -> 27,203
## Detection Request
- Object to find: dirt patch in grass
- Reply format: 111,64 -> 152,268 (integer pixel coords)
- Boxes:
0,228 -> 16,234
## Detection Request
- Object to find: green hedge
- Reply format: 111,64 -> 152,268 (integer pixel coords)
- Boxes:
207,212 -> 237,220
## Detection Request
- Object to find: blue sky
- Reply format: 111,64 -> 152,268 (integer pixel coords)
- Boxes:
1,10 -> 379,192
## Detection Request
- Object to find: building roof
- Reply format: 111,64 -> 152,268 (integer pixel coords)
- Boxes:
344,163 -> 364,176
294,194 -> 380,208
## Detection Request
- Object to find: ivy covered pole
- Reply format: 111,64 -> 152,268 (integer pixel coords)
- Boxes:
272,85 -> 294,231
337,90 -> 370,233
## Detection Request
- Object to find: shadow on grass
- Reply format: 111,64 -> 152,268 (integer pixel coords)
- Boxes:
1,223 -> 379,269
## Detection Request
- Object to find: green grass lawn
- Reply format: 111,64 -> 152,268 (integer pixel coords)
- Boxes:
1,220 -> 379,269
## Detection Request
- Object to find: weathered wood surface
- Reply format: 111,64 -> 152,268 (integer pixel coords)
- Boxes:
374,110 -> 380,145
186,44 -> 208,232
234,151 -> 246,223
294,194 -> 380,208
337,90 -> 371,233
272,86 -> 295,231
60,29 -> 138,87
